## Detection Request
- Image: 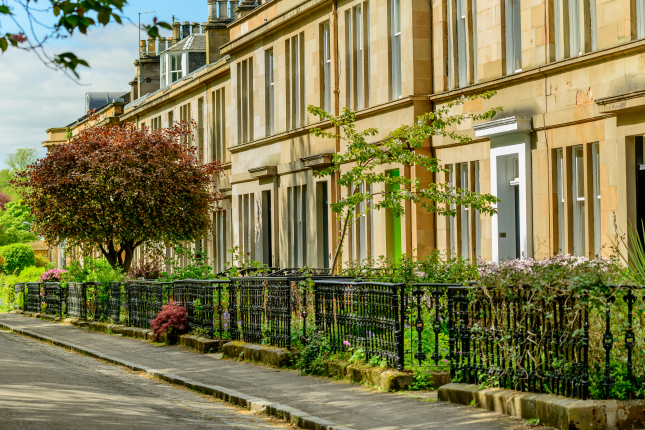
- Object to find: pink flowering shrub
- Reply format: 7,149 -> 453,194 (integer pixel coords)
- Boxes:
41,268 -> 66,282
150,301 -> 188,342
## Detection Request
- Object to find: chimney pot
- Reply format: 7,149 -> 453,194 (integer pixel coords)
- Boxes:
147,37 -> 155,56
157,37 -> 167,53
139,40 -> 146,56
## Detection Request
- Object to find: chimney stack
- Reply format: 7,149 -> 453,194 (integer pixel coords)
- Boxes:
166,36 -> 174,48
172,21 -> 181,44
158,37 -> 167,53
182,21 -> 191,39
139,40 -> 146,56
147,37 -> 155,56
192,22 -> 201,34
204,0 -> 235,64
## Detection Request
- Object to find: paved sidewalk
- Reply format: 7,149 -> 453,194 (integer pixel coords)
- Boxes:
0,313 -> 540,430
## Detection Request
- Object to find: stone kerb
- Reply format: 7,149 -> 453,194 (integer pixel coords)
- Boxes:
438,383 -> 645,430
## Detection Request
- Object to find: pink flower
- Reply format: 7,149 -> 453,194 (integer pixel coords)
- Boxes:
343,340 -> 351,347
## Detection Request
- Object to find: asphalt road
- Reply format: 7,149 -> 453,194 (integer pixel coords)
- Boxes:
0,329 -> 288,430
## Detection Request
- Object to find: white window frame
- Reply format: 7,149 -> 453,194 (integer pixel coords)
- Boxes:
504,0 -> 522,74
169,53 -> 183,83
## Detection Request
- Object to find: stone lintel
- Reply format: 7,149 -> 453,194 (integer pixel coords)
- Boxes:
248,166 -> 277,179
472,116 -> 532,138
596,89 -> 645,114
300,153 -> 334,169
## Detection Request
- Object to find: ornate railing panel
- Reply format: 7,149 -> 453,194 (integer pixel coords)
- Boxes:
43,282 -> 62,316
109,282 -> 122,324
26,283 -> 41,313
265,277 -> 291,349
231,277 -> 265,344
126,281 -> 164,330
313,280 -> 405,370
172,279 -> 230,338
67,283 -> 87,319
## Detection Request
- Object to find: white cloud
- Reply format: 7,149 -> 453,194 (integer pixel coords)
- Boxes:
0,24 -> 141,166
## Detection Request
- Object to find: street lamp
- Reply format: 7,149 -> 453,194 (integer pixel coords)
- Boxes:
138,11 -> 155,84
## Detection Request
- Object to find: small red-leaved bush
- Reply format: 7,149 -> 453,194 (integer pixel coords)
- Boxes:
150,301 -> 188,342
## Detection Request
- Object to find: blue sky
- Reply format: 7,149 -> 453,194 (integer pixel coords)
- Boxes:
0,0 -> 209,168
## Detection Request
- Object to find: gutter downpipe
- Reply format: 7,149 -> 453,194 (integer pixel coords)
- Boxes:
332,0 -> 341,273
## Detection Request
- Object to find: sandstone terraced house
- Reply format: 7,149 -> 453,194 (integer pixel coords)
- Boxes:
43,0 -> 645,269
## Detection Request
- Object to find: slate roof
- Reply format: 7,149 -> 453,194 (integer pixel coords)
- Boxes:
165,34 -> 207,53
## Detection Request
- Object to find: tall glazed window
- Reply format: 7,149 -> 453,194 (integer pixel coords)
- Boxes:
572,146 -> 586,256
592,143 -> 601,256
556,148 -> 565,253
322,22 -> 331,112
265,49 -> 274,136
391,0 -> 401,99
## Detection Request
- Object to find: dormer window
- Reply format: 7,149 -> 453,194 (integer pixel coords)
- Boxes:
170,53 -> 183,83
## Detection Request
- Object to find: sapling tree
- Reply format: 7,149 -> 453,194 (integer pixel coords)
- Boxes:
308,92 -> 502,273
15,119 -> 222,271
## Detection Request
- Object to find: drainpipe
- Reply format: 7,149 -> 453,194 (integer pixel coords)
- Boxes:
331,0 -> 341,272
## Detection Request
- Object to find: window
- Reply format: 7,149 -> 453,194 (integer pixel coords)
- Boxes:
198,97 -> 204,162
161,55 -> 167,87
592,142 -> 601,256
265,49 -> 274,136
170,53 -> 183,83
457,0 -> 468,88
391,0 -> 402,99
212,88 -> 226,163
639,0 -> 645,38
168,110 -> 174,126
288,185 -> 308,267
238,193 -> 256,260
286,33 -> 305,130
554,0 -> 597,60
151,116 -> 162,130
347,5 -> 370,110
180,102 -> 191,144
214,203 -> 232,273
261,191 -> 273,266
556,148 -> 565,253
237,57 -> 253,144
572,146 -> 586,256
322,22 -> 332,112
386,169 -> 402,259
474,161 -> 481,259
316,182 -> 330,268
459,163 -> 469,258
447,165 -> 455,255
349,182 -> 374,262
505,0 -> 521,73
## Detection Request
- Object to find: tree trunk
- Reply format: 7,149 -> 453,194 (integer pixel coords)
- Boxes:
330,186 -> 359,274
99,240 -> 137,272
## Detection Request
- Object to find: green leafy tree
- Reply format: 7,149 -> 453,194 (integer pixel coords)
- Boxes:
0,1 -> 171,78
0,148 -> 38,199
0,200 -> 37,246
16,120 -> 223,272
308,92 -> 502,273
0,242 -> 36,274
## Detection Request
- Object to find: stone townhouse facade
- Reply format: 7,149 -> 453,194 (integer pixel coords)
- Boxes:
44,0 -> 645,270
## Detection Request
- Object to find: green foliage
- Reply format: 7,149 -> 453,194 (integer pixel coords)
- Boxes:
224,246 -> 271,277
0,1 -> 171,78
0,201 -> 37,246
409,370 -> 434,391
295,332 -> 333,376
0,243 -> 36,274
307,94 -> 501,272
623,221 -> 645,286
0,265 -> 45,312
159,247 -> 215,281
0,149 -> 38,200
525,418 -> 540,426
348,348 -> 367,364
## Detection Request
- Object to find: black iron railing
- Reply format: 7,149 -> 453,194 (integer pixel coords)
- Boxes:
109,282 -> 122,323
67,283 -> 87,319
126,281 -> 166,330
26,283 -> 41,313
172,279 -> 230,339
43,282 -> 63,316
314,279 -> 405,370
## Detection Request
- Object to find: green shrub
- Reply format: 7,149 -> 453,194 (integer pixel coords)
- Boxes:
0,266 -> 45,312
295,332 -> 332,376
0,243 -> 36,274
